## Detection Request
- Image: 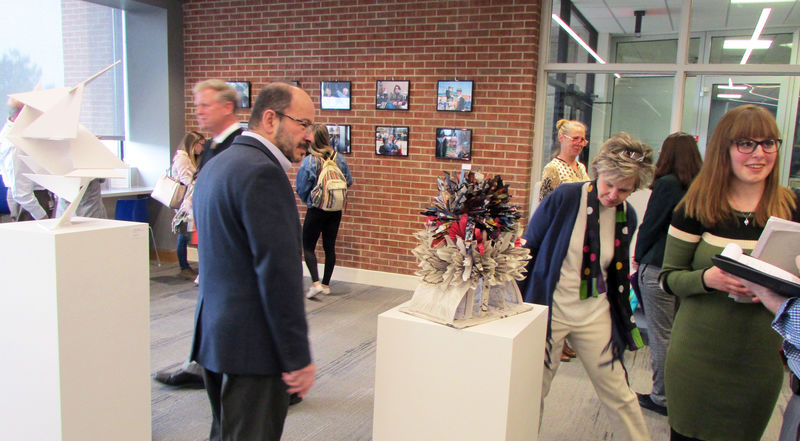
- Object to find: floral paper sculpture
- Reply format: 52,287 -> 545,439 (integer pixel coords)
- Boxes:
400,170 -> 532,328
6,61 -> 126,229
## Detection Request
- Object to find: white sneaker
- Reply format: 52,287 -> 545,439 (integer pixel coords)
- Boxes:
306,284 -> 324,299
321,285 -> 331,295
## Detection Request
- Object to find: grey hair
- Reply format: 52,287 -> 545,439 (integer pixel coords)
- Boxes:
193,79 -> 238,110
589,132 -> 655,190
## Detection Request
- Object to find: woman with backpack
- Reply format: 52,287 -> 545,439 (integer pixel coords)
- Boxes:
296,124 -> 354,299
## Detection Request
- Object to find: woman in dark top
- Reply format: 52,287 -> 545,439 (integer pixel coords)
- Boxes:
632,132 -> 702,416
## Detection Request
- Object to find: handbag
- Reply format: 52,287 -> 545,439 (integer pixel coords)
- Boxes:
151,172 -> 186,209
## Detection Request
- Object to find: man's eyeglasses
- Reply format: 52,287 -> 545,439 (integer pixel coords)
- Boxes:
274,111 -> 313,132
732,138 -> 781,154
562,134 -> 589,145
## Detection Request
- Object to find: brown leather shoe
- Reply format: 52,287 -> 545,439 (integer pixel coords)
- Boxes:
154,368 -> 204,389
563,342 -> 577,358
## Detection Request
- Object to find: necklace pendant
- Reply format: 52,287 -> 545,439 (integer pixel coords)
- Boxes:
744,218 -> 750,226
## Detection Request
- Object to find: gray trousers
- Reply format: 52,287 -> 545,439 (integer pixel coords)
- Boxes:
638,264 -> 677,407
202,368 -> 289,441
780,394 -> 800,441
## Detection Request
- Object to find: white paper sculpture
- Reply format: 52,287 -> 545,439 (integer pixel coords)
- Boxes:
400,171 -> 532,328
6,61 -> 126,228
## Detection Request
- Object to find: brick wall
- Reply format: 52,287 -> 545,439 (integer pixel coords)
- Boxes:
183,0 -> 540,276
61,0 -> 121,137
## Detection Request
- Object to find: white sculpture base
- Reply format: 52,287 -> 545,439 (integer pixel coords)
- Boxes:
373,302 -> 548,441
401,280 -> 532,328
0,217 -> 151,440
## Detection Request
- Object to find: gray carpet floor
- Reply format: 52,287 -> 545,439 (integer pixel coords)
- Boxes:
150,262 -> 789,441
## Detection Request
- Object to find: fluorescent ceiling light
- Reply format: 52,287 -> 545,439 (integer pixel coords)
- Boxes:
552,14 -> 621,78
741,8 -> 772,64
717,93 -> 743,99
719,78 -> 748,90
731,0 -> 793,3
551,14 -> 607,64
723,39 -> 772,49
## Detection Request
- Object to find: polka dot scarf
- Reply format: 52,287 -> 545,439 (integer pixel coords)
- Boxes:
580,180 -> 643,352
579,180 -> 629,300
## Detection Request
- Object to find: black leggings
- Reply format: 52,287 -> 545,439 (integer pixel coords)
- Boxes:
302,207 -> 343,285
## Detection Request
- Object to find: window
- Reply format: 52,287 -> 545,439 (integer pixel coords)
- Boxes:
0,0 -> 125,138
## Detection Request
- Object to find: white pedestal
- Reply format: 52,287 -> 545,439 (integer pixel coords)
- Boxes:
0,218 -> 151,441
373,302 -> 548,441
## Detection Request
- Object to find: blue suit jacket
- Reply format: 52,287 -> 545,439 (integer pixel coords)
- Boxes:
191,134 -> 311,375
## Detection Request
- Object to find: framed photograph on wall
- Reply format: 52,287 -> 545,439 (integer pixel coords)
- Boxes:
376,80 -> 409,110
326,124 -> 351,154
375,126 -> 409,157
436,80 -> 473,112
436,128 -> 472,161
226,81 -> 251,109
320,81 -> 351,110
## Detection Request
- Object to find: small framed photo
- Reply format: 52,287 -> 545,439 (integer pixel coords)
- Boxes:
376,80 -> 409,110
226,81 -> 251,109
436,128 -> 472,161
436,80 -> 473,112
326,124 -> 351,154
375,126 -> 409,157
321,81 -> 351,110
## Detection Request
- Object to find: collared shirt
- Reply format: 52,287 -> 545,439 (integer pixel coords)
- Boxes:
241,131 -> 291,172
213,122 -> 243,145
773,297 -> 800,377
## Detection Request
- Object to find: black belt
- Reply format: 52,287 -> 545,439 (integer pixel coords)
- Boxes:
791,372 -> 800,395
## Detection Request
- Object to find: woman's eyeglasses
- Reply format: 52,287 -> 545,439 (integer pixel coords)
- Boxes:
732,138 -> 781,154
562,134 -> 589,145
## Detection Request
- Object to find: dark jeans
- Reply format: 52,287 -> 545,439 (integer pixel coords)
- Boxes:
202,368 -> 289,441
302,207 -> 342,285
176,222 -> 191,270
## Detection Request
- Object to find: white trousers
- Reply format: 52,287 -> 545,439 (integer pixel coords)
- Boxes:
542,310 -> 651,441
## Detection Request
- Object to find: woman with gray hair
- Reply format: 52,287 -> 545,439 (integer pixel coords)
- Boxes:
520,132 -> 655,440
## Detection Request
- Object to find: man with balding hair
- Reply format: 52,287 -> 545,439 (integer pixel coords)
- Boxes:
192,82 -> 316,441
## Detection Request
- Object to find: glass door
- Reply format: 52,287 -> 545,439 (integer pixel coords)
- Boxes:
690,75 -> 795,187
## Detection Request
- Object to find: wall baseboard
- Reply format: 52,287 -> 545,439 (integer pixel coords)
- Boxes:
158,248 -> 418,291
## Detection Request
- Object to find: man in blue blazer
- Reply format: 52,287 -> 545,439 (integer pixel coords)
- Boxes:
191,82 -> 316,441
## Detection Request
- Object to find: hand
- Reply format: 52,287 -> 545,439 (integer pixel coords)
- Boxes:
703,266 -> 752,298
728,275 -> 787,314
282,363 -> 316,398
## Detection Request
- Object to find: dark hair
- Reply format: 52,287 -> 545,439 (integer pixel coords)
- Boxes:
248,83 -> 294,130
653,132 -> 702,188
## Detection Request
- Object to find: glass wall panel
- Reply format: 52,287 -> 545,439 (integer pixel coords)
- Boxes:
790,94 -> 800,191
610,76 -> 673,152
709,33 -> 793,64
616,38 -> 701,64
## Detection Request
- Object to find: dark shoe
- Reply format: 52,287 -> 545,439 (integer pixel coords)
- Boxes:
154,368 -> 204,389
289,393 -> 303,405
637,392 -> 667,416
178,268 -> 197,280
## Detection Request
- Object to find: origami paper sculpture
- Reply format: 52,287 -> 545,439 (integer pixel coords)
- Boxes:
6,61 -> 126,228
401,170 -> 532,328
